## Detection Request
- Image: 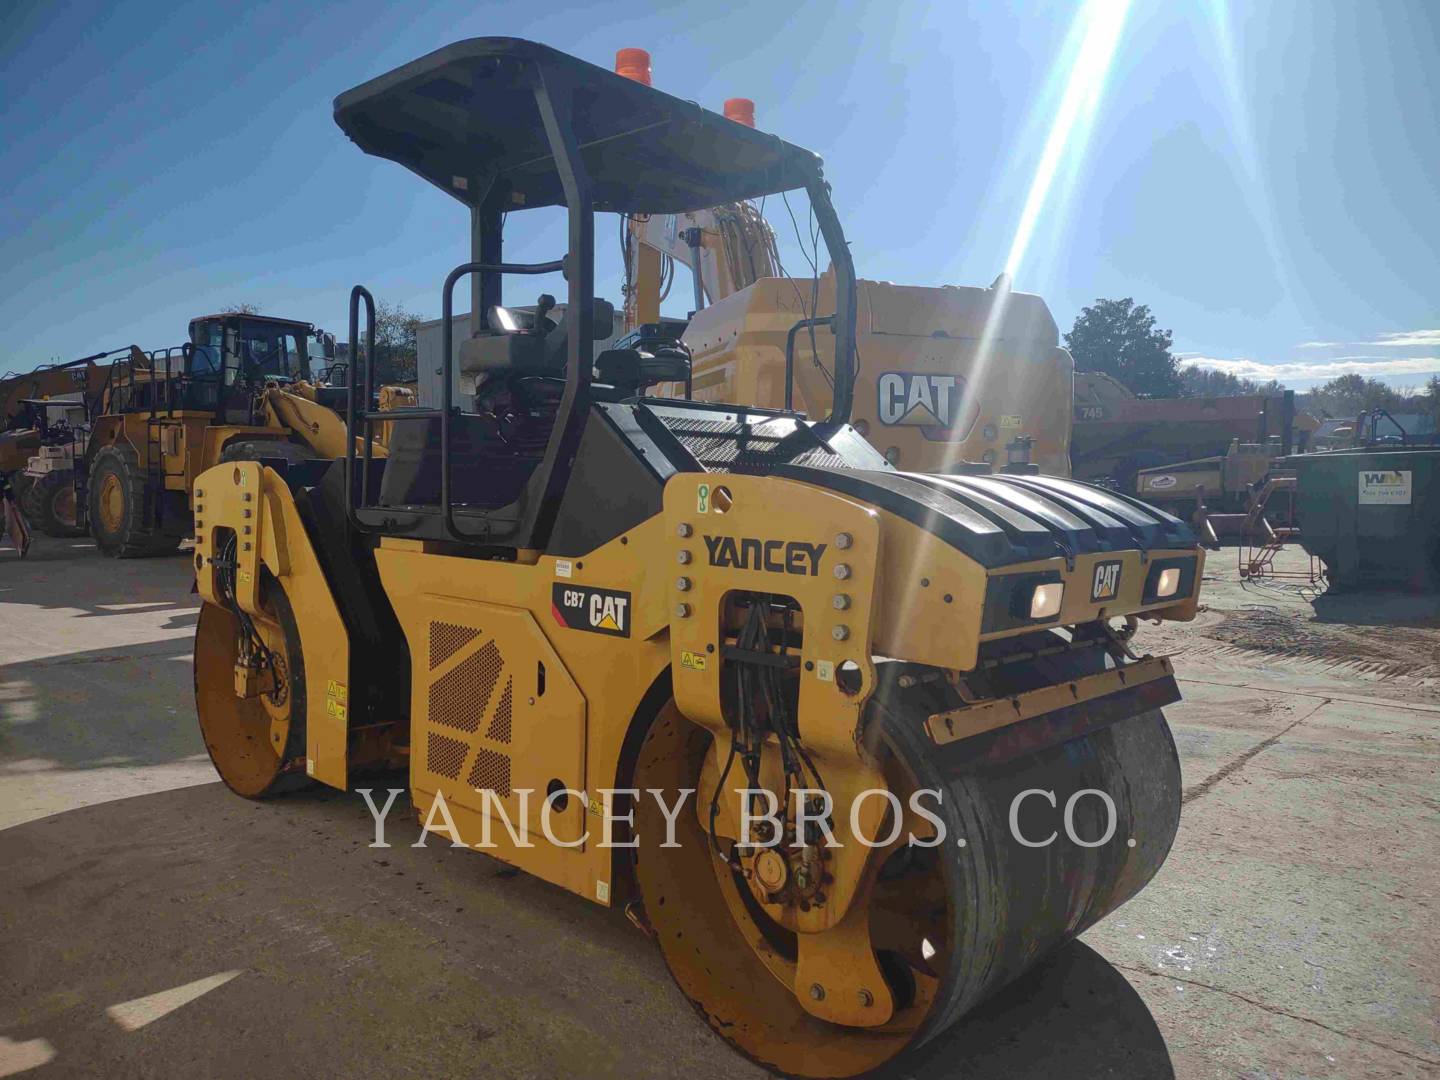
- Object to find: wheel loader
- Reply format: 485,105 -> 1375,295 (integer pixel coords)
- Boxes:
611,49 -> 1075,479
192,39 -> 1204,1078
12,398 -> 90,537
81,313 -> 376,557
1,348 -> 117,513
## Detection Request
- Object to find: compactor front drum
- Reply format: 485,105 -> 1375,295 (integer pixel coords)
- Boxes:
633,648 -> 1181,1079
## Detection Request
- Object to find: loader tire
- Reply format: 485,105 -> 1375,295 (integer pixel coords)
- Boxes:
88,444 -> 181,558
31,469 -> 86,537
218,439 -> 317,469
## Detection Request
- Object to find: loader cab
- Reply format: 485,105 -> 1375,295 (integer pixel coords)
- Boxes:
185,314 -> 329,418
337,37 -> 860,550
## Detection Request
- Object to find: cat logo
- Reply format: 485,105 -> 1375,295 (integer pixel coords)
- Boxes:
1091,560 -> 1122,602
877,372 -> 959,427
551,584 -> 631,638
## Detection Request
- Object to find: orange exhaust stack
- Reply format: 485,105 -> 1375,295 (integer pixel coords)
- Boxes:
723,98 -> 756,127
615,48 -> 652,86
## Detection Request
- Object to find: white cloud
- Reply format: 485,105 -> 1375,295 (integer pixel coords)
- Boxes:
1179,355 -> 1440,381
1298,330 -> 1440,349
1374,330 -> 1440,348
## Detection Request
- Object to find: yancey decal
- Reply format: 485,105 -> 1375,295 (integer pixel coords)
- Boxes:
1090,560 -> 1122,602
703,535 -> 827,576
552,584 -> 631,637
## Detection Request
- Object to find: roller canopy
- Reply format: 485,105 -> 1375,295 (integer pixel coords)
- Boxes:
333,37 -> 825,214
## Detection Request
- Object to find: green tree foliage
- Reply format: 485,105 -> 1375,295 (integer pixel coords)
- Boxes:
1308,373 -> 1406,417
1177,365 -> 1286,398
1065,298 -> 1181,398
220,302 -> 261,315
1424,374 -> 1440,427
371,299 -> 422,384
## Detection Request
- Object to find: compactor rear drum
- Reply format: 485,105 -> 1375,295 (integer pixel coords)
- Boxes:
194,575 -> 310,798
88,444 -> 181,557
633,639 -> 1181,1079
12,472 -> 36,514
30,469 -> 85,537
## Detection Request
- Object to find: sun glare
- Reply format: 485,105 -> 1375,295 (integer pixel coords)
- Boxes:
1004,0 -> 1133,280
941,0 -> 1133,474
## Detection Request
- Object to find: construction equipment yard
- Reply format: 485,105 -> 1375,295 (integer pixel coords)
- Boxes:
1,535 -> 1434,1080
3,11 -> 1439,1080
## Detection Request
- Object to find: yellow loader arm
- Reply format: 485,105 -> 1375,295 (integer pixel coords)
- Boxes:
260,385 -> 387,459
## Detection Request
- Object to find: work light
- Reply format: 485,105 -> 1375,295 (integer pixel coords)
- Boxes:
1155,567 -> 1181,599
1029,582 -> 1064,619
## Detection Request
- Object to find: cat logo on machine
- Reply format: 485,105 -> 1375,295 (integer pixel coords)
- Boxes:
1091,560 -> 1123,602
877,372 -> 963,427
551,584 -> 631,638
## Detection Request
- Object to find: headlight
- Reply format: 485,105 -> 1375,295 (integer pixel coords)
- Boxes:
1029,582 -> 1064,619
1155,567 -> 1181,599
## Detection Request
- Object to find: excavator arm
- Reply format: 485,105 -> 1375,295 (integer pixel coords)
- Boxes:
623,203 -> 779,330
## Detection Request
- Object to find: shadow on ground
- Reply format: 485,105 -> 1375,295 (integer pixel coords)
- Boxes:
1309,587 -> 1440,628
0,782 -> 1172,1079
0,536 -> 195,619
0,639 -> 203,771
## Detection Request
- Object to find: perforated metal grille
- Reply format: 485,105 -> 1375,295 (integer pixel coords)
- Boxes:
486,675 -> 513,744
427,732 -> 468,780
429,621 -> 480,669
428,640 -> 504,733
467,747 -> 511,797
664,416 -> 848,475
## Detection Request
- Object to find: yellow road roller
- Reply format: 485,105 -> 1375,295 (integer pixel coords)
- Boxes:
192,39 -> 1204,1077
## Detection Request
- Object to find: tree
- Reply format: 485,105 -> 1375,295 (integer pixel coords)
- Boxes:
220,302 -> 261,315
1177,366 -> 1288,398
1065,298 -> 1181,398
1424,374 -> 1440,428
1309,373 -> 1404,418
370,299 -> 422,384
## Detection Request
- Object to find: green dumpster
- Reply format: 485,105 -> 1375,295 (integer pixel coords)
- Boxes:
1283,447 -> 1440,591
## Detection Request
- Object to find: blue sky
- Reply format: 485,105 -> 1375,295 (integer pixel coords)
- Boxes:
2,0 -> 1437,389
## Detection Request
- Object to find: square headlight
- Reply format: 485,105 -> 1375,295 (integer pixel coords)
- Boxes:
1029,582 -> 1064,620
1155,567 -> 1181,599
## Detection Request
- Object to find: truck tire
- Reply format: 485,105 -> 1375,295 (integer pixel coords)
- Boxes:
31,469 -> 86,537
88,444 -> 181,558
218,439 -> 317,469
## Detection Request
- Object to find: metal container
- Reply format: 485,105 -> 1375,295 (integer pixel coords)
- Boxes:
1283,448 -> 1440,590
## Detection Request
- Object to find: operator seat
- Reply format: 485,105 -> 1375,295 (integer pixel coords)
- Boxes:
377,298 -> 613,514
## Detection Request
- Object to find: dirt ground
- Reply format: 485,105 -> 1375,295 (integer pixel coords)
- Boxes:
0,537 -> 1436,1079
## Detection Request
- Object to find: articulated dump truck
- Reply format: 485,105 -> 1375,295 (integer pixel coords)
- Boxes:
191,39 -> 1204,1078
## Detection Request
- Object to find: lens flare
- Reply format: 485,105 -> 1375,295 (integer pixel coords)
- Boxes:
1004,0 -> 1132,280
942,0 -> 1133,474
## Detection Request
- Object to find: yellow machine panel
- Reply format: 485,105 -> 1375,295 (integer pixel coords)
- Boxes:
400,596 -> 588,847
675,274 -> 1074,476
